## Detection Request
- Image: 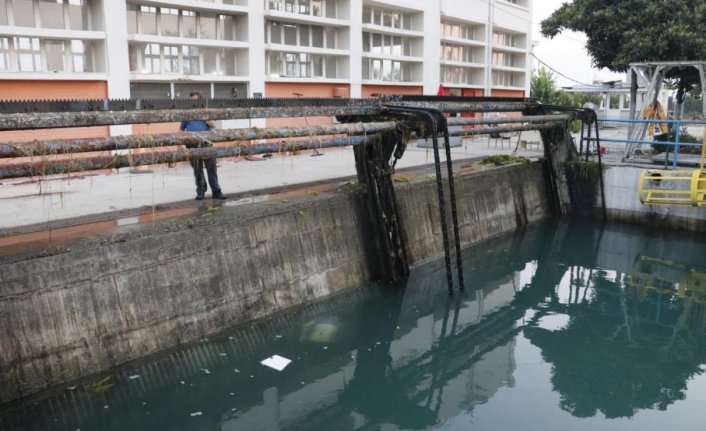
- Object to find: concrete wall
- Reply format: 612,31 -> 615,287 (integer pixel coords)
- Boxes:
600,166 -> 706,232
0,162 -> 552,403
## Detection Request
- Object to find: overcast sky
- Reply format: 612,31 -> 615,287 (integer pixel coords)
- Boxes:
531,0 -> 624,87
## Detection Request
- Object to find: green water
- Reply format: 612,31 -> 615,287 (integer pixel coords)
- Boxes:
3,219 -> 706,430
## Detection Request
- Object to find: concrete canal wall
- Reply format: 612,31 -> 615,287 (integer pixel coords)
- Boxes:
571,165 -> 706,231
0,161 -> 552,403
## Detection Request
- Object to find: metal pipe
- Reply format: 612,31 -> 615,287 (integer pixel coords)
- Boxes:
447,122 -> 563,137
0,135 -> 378,180
0,121 -> 398,158
387,101 -> 534,113
0,105 -> 384,131
446,114 -> 573,126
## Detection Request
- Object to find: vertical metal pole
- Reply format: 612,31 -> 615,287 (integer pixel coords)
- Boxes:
673,119 -> 681,170
594,119 -> 608,220
585,122 -> 593,162
442,124 -> 465,291
578,120 -> 585,156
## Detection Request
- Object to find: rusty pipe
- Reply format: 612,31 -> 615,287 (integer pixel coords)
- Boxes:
447,122 -> 563,137
0,105 -> 384,131
0,122 -> 398,158
0,135 -> 379,180
446,114 -> 574,127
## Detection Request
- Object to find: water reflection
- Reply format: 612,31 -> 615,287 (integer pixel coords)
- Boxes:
3,220 -> 706,430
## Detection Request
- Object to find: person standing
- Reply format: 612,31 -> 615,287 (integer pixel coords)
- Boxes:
180,92 -> 226,201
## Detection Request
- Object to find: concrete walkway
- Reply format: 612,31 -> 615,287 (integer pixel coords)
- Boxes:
0,136 -> 542,233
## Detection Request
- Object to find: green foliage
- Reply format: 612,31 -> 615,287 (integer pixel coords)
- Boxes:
541,0 -> 706,87
480,155 -> 531,166
531,68 -> 602,110
652,128 -> 699,154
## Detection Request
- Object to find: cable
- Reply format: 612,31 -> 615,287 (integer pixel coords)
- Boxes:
531,52 -> 603,87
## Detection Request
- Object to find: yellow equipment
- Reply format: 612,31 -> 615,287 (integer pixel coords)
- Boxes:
638,133 -> 706,207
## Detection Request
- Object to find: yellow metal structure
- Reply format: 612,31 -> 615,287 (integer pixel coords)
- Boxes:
638,134 -> 706,207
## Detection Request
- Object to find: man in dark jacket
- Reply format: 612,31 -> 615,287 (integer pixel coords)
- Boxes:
180,92 -> 226,200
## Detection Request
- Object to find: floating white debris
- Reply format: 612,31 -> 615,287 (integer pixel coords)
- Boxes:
190,412 -> 203,417
103,405 -> 109,409
142,402 -> 147,405
323,346 -> 328,350
180,381 -> 186,385
128,374 -> 140,380
201,369 -> 211,374
275,335 -> 283,339
219,353 -> 227,356
261,355 -> 292,372
67,386 -> 76,391
228,336 -> 234,340
229,392 -> 235,396
234,368 -> 240,373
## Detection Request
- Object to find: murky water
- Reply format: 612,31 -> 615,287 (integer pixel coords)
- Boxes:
3,219 -> 706,430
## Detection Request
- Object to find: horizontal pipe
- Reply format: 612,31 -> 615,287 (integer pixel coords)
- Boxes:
447,122 -> 562,137
388,101 -> 534,113
446,114 -> 573,127
0,135 -> 379,180
0,105 -> 384,131
0,121 -> 398,158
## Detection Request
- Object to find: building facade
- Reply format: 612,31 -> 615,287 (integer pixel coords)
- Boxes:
0,0 -> 532,132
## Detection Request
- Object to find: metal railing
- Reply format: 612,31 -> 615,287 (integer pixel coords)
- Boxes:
583,118 -> 706,169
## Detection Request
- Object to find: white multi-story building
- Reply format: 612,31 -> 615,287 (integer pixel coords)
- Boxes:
0,0 -> 532,134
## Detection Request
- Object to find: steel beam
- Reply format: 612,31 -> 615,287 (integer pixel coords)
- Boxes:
446,114 -> 573,126
447,122 -> 563,137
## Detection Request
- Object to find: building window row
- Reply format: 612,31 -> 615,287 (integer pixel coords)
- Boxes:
362,58 -> 419,82
492,70 -> 524,87
1,0 -> 91,30
126,5 -> 242,41
129,42 -> 237,76
267,51 -> 340,79
130,81 -> 248,99
266,0 -> 339,19
362,6 -> 415,31
362,32 -> 417,57
266,20 -> 339,49
441,65 -> 483,86
0,36 -> 93,72
492,51 -> 525,68
440,43 -> 483,63
492,31 -> 526,49
440,20 -> 484,42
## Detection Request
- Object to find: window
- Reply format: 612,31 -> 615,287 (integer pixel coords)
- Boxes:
0,0 -> 7,26
67,0 -> 85,30
312,26 -> 323,47
161,8 -> 179,37
364,32 -> 415,58
283,23 -> 297,45
200,13 -> 217,39
16,37 -> 41,72
182,10 -> 197,38
0,38 -> 9,71
163,45 -> 179,73
182,46 -> 199,75
219,15 -> 235,41
269,21 -> 282,44
39,0 -> 65,29
70,39 -> 88,72
362,58 -> 408,82
14,0 -> 35,27
126,4 -> 138,33
141,6 -> 158,35
45,40 -> 65,71
203,47 -> 219,74
143,43 -> 160,73
130,82 -> 171,99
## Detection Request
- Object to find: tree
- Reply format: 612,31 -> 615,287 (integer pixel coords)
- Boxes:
541,0 -> 706,109
530,67 -> 573,106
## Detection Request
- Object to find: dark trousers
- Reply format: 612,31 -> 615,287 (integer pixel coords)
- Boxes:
190,157 -> 222,196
